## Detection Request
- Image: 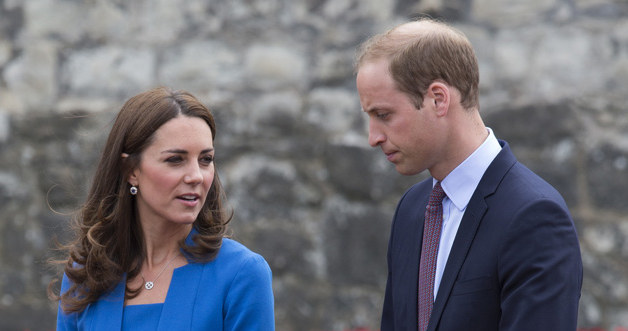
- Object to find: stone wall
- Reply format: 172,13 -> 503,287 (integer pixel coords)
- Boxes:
1,0 -> 627,330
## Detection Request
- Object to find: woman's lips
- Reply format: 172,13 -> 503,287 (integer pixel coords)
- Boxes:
177,194 -> 200,207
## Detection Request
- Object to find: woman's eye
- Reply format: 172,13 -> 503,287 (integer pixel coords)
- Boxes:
200,155 -> 214,164
166,156 -> 183,163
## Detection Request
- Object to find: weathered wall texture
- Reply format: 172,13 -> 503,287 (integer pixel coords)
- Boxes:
1,0 -> 627,330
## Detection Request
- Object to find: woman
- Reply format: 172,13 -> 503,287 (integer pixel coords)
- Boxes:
52,87 -> 275,330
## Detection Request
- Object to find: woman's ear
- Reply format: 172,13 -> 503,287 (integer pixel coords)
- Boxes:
121,153 -> 139,186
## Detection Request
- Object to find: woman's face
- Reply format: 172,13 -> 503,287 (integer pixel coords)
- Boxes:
128,115 -> 215,227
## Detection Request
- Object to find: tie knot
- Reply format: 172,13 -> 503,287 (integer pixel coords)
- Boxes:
428,182 -> 446,206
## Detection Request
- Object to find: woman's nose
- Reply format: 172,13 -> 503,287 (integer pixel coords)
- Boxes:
184,164 -> 203,184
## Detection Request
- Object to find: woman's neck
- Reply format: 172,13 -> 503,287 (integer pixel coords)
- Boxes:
141,222 -> 192,268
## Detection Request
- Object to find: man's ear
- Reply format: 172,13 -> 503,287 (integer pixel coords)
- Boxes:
427,82 -> 450,117
121,153 -> 139,186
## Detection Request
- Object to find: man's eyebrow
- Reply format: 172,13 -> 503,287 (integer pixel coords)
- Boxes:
363,106 -> 383,114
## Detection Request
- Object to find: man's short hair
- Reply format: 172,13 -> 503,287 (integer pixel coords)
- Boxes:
355,18 -> 480,110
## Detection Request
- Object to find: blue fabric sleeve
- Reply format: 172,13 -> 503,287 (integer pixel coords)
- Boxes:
223,253 -> 275,331
56,273 -> 78,331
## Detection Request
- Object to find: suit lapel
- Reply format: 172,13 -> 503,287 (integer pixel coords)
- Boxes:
427,193 -> 489,331
428,142 -> 517,331
392,181 -> 431,330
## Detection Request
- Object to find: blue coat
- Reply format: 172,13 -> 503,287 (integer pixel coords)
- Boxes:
381,141 -> 582,331
57,237 -> 275,330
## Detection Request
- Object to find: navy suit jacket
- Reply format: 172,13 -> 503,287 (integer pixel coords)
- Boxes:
381,141 -> 582,331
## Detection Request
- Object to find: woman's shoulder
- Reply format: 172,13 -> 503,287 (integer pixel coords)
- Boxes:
217,238 -> 266,263
211,238 -> 269,273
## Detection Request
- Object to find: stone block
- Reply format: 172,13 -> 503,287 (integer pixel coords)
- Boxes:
587,144 -> 628,213
234,220 -> 318,278
239,91 -> 305,138
472,0 -> 558,27
306,88 -> 361,141
244,45 -> 307,90
0,40 -> 11,66
160,41 -> 242,93
0,112 -> 9,143
3,42 -> 57,113
63,47 -> 155,98
323,200 -> 389,286
324,144 -> 377,200
526,27 -> 609,102
312,49 -> 356,84
22,0 -> 83,42
575,0 -> 628,18
486,104 -> 581,150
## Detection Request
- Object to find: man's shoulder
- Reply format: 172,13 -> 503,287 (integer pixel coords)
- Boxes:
482,140 -> 566,203
505,162 -> 565,199
479,158 -> 569,215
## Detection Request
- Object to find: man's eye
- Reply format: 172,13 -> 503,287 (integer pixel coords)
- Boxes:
377,112 -> 390,119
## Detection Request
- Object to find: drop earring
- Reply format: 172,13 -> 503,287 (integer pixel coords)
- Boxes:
130,186 -> 138,195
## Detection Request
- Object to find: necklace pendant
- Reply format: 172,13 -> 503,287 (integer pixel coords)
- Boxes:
145,281 -> 154,290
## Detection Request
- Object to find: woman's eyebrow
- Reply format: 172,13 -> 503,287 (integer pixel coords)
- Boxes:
161,148 -> 214,154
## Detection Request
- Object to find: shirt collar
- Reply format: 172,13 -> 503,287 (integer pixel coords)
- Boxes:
437,128 -> 502,211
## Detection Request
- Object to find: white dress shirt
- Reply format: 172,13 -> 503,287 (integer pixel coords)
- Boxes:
432,128 -> 502,299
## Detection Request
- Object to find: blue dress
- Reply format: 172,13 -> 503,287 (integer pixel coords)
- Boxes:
122,304 -> 162,330
56,236 -> 275,330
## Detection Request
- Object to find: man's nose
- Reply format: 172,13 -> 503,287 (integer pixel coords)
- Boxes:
368,121 -> 385,147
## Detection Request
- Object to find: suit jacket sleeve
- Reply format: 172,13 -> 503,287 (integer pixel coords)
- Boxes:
223,253 -> 275,331
498,197 -> 582,330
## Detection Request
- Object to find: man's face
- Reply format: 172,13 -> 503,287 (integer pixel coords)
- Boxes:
356,58 -> 445,176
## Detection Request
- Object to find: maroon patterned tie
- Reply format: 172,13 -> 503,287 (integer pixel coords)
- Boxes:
418,182 -> 446,331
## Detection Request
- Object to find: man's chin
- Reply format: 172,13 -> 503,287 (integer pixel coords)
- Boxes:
395,164 -> 424,176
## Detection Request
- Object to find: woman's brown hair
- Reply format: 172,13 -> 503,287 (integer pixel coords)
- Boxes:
50,87 -> 231,313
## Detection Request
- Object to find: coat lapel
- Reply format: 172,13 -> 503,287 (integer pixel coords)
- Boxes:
428,141 -> 517,331
88,276 -> 125,331
427,192 -> 489,331
156,260 -> 204,330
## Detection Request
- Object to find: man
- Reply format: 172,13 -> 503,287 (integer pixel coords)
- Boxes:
355,19 -> 582,330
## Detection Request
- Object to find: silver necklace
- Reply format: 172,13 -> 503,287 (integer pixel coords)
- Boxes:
141,254 -> 178,290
